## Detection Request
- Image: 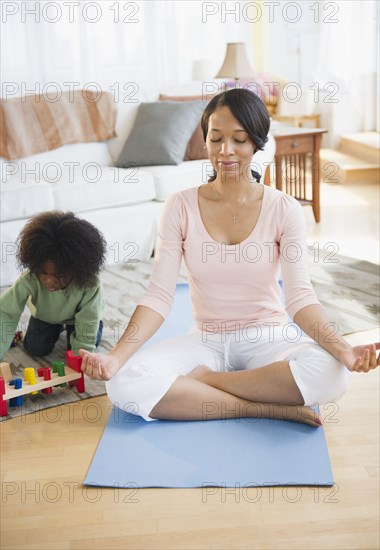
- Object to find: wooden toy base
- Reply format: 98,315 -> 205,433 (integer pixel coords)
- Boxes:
0,351 -> 85,417
2,367 -> 82,399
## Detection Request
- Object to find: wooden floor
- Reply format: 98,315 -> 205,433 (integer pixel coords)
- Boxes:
304,178 -> 379,264
1,181 -> 379,550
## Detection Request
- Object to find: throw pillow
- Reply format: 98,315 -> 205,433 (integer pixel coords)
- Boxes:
159,93 -> 216,161
116,100 -> 205,167
0,90 -> 117,160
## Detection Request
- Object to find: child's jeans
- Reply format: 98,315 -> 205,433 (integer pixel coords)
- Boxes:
23,316 -> 103,356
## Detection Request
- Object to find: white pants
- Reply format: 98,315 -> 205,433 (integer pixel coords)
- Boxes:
106,324 -> 352,422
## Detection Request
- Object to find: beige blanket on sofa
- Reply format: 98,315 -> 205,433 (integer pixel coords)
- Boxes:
0,90 -> 117,160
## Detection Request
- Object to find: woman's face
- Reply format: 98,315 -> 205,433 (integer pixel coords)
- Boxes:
206,106 -> 256,182
37,259 -> 71,292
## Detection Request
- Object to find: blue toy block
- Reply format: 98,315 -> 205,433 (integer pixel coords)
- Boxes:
9,378 -> 23,407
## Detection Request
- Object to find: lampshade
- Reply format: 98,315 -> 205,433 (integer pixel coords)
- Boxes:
215,42 -> 255,80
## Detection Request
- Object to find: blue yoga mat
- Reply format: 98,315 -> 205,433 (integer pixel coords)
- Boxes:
84,284 -> 334,488
84,408 -> 333,488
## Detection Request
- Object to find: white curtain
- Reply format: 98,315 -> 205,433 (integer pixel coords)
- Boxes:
1,0 -> 253,96
2,0 -> 378,143
313,0 -> 379,147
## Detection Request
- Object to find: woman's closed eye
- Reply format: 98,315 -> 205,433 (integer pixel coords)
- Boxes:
210,139 -> 246,144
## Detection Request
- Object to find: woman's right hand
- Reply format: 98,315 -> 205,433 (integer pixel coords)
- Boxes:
78,306 -> 164,381
79,349 -> 121,381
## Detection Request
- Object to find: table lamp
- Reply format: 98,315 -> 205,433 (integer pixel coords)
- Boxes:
215,42 -> 256,82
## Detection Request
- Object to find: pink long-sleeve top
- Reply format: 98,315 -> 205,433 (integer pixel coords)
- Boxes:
138,184 -> 320,332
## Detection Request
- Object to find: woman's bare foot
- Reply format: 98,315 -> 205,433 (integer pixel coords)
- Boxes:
270,403 -> 322,428
187,366 -> 322,428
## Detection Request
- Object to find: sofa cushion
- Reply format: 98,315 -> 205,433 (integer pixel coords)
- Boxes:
0,143 -> 112,186
143,160 -> 212,201
52,166 -> 156,213
80,202 -> 161,265
116,101 -> 205,168
1,177 -> 54,222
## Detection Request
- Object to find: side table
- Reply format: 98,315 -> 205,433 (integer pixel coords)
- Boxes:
264,127 -> 327,222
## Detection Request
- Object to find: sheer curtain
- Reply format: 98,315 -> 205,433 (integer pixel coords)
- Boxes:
313,0 -> 379,147
1,0 -> 253,97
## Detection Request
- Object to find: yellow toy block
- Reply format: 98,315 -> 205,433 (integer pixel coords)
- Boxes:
24,367 -> 38,395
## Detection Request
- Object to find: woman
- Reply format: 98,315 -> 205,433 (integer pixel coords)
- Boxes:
80,89 -> 379,427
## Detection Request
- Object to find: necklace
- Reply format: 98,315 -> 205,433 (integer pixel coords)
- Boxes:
211,182 -> 257,224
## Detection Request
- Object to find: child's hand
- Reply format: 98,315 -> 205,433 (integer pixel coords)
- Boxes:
79,350 -> 120,381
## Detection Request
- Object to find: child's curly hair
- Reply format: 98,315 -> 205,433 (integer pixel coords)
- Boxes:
16,211 -> 107,288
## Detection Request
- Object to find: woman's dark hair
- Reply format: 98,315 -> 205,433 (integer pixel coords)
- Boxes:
17,211 -> 107,288
200,88 -> 270,183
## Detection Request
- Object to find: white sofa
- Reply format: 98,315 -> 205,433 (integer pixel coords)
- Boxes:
0,86 -> 276,287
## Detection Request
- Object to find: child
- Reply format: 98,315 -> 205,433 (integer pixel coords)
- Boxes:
0,211 -> 107,360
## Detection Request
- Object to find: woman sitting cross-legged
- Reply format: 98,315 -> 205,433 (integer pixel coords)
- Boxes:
80,88 -> 380,428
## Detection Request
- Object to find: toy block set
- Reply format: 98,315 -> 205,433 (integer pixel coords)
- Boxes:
0,350 -> 85,417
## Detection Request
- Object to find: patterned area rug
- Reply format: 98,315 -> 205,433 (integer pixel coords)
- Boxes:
1,252 -> 379,421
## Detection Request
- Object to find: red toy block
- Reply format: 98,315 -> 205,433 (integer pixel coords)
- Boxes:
65,351 -> 85,393
42,368 -> 52,395
0,377 -> 7,417
66,350 -> 82,371
37,368 -> 45,377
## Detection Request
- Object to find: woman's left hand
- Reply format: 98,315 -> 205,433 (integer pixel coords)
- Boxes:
340,343 -> 380,372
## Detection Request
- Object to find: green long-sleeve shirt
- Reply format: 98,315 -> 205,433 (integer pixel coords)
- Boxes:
0,271 -> 104,359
